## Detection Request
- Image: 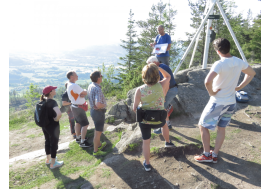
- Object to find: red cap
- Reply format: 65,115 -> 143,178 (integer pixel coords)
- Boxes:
43,86 -> 57,95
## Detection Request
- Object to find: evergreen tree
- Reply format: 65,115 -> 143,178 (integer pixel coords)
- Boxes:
116,9 -> 138,85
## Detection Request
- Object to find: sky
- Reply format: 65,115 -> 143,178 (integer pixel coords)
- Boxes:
7,0 -> 261,53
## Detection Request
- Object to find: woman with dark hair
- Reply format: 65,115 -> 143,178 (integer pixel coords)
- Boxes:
133,63 -> 175,172
41,86 -> 64,169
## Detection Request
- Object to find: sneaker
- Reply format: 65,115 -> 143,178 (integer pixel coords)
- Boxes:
194,153 -> 213,163
153,128 -> 162,135
143,160 -> 151,171
76,136 -> 89,143
165,140 -> 175,147
45,156 -> 57,165
80,140 -> 92,148
210,150 -> 218,163
98,142 -> 107,151
50,160 -> 64,169
93,150 -> 104,156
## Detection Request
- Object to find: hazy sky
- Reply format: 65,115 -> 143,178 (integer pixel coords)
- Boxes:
8,0 -> 261,53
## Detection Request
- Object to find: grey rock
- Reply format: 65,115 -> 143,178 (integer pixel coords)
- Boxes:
107,123 -> 129,132
105,114 -> 116,124
113,125 -> 141,153
174,69 -> 192,84
113,119 -> 123,125
187,68 -> 210,89
127,123 -> 137,131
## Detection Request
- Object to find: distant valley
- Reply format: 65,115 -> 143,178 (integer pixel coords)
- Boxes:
9,45 -> 126,94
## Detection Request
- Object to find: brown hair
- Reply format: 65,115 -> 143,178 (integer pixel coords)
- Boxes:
142,63 -> 160,85
213,38 -> 230,54
65,82 -> 68,89
90,71 -> 101,82
66,71 -> 75,79
40,93 -> 51,101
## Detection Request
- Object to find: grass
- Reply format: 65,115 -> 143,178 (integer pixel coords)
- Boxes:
101,168 -> 111,178
128,143 -> 139,151
173,136 -> 182,141
150,147 -> 159,154
9,129 -> 123,189
95,184 -> 102,189
11,144 -> 20,147
26,134 -> 35,139
232,128 -> 241,134
151,133 -> 158,139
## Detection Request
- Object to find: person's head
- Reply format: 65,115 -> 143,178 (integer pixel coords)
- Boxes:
90,70 -> 102,84
40,85 -> 57,101
66,70 -> 78,82
146,56 -> 160,66
157,25 -> 165,35
213,38 -> 230,55
142,63 -> 160,85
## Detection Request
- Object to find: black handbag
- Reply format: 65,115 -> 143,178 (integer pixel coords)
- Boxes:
136,107 -> 167,122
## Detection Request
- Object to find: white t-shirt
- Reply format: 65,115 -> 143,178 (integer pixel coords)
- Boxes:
67,81 -> 85,105
209,56 -> 249,105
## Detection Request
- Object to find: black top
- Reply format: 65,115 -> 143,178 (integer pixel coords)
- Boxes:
159,64 -> 176,88
61,91 -> 71,102
46,99 -> 60,127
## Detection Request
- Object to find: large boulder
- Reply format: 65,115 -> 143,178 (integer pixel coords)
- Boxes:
106,64 -> 261,120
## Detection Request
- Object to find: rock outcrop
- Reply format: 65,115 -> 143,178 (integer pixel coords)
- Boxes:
105,64 -> 261,121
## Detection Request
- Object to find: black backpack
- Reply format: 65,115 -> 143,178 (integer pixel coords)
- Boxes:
34,100 -> 50,127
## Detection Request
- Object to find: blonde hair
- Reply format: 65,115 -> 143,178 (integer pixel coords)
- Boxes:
142,63 -> 160,85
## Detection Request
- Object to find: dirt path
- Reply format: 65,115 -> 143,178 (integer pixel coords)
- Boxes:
9,104 -> 261,189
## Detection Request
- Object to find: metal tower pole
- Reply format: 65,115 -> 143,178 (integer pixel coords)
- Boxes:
202,0 -> 215,69
216,0 -> 247,62
173,0 -> 217,75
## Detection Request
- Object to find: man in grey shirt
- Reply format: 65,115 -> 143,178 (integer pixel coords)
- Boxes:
87,71 -> 107,156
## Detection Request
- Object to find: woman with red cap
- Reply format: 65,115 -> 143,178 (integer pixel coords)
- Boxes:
41,86 -> 64,169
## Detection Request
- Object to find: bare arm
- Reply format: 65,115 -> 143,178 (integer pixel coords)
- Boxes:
158,67 -> 171,96
235,66 -> 256,91
133,88 -> 141,112
166,43 -> 171,51
205,71 -> 221,96
80,90 -> 87,97
62,101 -> 71,106
53,107 -> 62,122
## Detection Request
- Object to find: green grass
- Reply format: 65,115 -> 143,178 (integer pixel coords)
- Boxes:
11,144 -> 20,147
9,129 -> 123,189
128,143 -> 139,151
151,133 -> 158,139
26,134 -> 35,139
95,184 -> 102,189
173,136 -> 182,141
101,168 -> 111,178
232,128 -> 241,134
150,147 -> 159,154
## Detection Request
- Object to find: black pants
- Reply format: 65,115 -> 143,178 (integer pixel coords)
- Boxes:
139,121 -> 166,140
42,125 -> 60,158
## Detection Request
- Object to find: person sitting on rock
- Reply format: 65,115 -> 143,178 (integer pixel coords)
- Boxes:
133,63 -> 175,172
194,38 -> 256,163
146,56 -> 178,134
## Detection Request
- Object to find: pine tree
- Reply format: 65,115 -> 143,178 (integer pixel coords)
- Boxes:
116,9 -> 138,84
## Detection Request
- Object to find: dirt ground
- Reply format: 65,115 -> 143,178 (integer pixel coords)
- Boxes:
9,101 -> 261,189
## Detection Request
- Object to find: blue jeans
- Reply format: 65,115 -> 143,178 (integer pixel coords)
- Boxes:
164,87 -> 178,109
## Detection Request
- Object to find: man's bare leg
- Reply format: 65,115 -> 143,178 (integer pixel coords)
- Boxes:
75,123 -> 81,138
199,125 -> 211,153
213,126 -> 226,155
161,123 -> 170,143
81,125 -> 89,140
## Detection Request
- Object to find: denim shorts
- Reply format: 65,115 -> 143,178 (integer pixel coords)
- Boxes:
199,102 -> 236,131
71,106 -> 89,127
90,109 -> 106,132
164,87 -> 178,109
